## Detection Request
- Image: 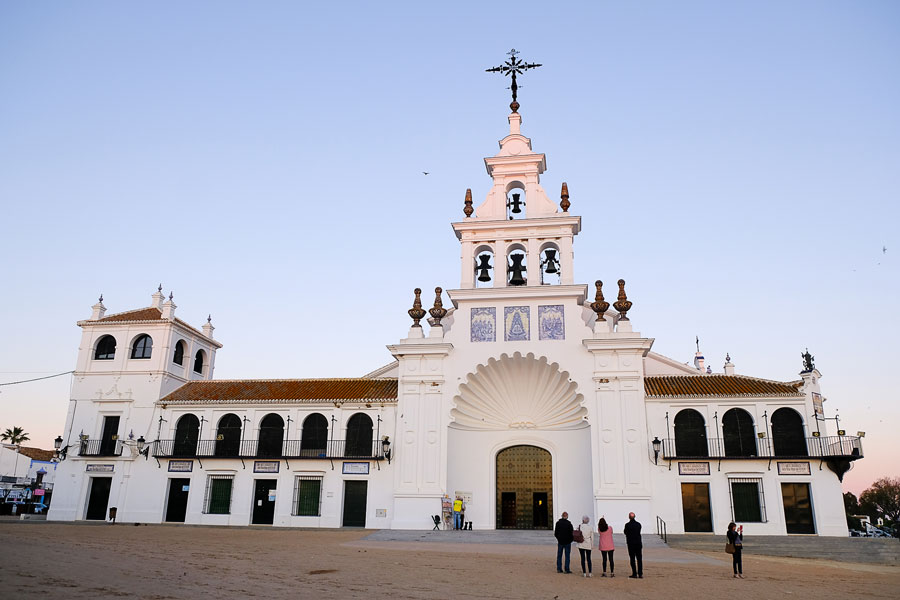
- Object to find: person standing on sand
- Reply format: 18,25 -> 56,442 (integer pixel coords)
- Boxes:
727,522 -> 744,578
554,511 -> 574,573
597,517 -> 615,577
623,512 -> 643,579
576,515 -> 594,577
452,496 -> 465,530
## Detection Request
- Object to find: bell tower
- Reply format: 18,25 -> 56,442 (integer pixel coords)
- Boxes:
452,109 -> 581,290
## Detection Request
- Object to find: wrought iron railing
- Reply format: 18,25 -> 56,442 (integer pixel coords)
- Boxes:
658,435 -> 863,460
77,439 -> 124,457
152,439 -> 384,460
656,516 -> 667,543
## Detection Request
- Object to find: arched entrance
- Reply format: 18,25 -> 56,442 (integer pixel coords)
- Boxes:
496,445 -> 552,530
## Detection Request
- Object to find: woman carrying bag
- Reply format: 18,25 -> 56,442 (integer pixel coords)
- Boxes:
575,515 -> 595,577
726,522 -> 744,578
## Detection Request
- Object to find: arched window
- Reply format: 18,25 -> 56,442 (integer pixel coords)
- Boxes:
674,409 -> 708,457
130,334 -> 153,359
772,407 -> 807,457
722,408 -> 757,457
173,414 -> 200,457
539,243 -> 561,285
507,245 -> 527,286
173,340 -> 185,365
215,413 -> 242,457
193,350 -> 205,374
474,246 -> 494,288
94,335 -> 116,360
345,413 -> 373,458
300,413 -> 328,457
257,413 -> 285,458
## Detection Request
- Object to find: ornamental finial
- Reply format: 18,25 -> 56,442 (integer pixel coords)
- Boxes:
429,287 -> 448,325
613,279 -> 633,321
207,314 -> 212,323
590,280 -> 610,322
560,182 -> 570,212
98,293 -> 103,303
485,49 -> 542,113
158,283 -> 163,292
463,188 -> 474,218
408,288 -> 426,327
168,292 -> 174,301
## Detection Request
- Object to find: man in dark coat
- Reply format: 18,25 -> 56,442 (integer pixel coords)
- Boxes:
623,512 -> 643,578
554,511 -> 574,573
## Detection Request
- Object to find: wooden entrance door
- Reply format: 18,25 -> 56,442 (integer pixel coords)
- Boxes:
342,480 -> 367,527
85,477 -> 112,520
165,478 -> 190,522
251,479 -> 277,525
681,482 -> 713,532
496,445 -> 552,529
782,482 -> 815,534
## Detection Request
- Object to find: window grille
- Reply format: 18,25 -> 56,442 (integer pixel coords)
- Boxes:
728,477 -> 766,523
204,475 -> 234,514
292,475 -> 324,516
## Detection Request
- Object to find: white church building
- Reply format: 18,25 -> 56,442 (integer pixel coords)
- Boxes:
48,97 -> 862,536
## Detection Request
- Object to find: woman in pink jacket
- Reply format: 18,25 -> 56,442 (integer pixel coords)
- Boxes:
597,517 -> 615,577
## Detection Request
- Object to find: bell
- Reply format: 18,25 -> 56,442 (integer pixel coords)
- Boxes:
543,249 -> 559,274
508,254 -> 527,286
508,192 -> 523,214
476,254 -> 492,282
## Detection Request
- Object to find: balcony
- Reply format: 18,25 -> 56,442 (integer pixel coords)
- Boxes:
77,439 -> 124,457
152,439 -> 386,460
659,435 -> 863,460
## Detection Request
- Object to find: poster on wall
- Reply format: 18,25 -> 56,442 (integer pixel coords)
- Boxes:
678,462 -> 710,475
812,393 -> 824,418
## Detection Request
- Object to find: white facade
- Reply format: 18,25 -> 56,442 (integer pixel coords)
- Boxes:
48,109 -> 861,535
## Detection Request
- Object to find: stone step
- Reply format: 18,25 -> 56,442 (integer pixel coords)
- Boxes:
663,534 -> 900,565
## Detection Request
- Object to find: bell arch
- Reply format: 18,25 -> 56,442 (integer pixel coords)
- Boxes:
505,243 -> 527,287
539,241 -> 561,285
474,244 -> 495,288
505,181 -> 526,220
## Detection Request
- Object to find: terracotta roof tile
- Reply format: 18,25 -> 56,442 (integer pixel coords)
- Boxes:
15,446 -> 57,462
644,375 -> 803,398
159,378 -> 398,405
98,307 -> 163,322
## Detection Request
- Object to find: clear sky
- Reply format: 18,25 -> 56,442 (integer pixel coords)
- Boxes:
0,1 -> 897,496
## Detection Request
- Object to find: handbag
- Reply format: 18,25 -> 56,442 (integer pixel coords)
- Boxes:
725,542 -> 735,554
573,528 -> 585,544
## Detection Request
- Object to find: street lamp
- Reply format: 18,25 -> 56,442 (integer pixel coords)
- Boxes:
652,437 -> 662,465
54,435 -> 67,460
136,436 -> 150,459
381,436 -> 392,464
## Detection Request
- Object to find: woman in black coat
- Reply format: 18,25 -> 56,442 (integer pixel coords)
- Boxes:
727,522 -> 744,578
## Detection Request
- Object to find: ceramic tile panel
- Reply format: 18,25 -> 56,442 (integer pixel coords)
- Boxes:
470,307 -> 496,342
503,306 -> 530,342
538,305 -> 565,340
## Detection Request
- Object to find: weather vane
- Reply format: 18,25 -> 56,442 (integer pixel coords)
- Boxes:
486,49 -> 542,113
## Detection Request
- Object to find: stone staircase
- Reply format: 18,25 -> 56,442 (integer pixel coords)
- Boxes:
665,534 -> 900,565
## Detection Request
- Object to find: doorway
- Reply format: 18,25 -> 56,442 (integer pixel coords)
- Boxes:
496,445 -> 552,529
342,480 -> 368,527
165,478 -> 191,522
782,482 -> 815,534
85,477 -> 112,520
251,479 -> 277,525
681,482 -> 713,532
99,416 -> 120,456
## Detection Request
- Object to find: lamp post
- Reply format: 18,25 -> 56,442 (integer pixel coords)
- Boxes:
381,437 -> 392,464
652,437 -> 662,465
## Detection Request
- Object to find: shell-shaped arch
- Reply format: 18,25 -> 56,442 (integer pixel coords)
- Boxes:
451,352 -> 586,430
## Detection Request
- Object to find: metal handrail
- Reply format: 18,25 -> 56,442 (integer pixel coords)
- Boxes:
152,438 -> 384,460
77,439 -> 124,457
659,435 -> 863,460
656,516 -> 667,543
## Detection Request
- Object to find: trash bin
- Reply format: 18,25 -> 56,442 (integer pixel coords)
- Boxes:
108,506 -> 117,523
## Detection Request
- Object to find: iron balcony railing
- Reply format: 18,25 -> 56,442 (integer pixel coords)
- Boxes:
659,435 -> 863,460
152,438 -> 385,460
77,439 -> 124,457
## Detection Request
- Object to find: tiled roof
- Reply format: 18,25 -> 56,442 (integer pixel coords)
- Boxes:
15,446 -> 56,462
87,306 -> 221,347
98,307 -> 164,322
644,375 -> 804,398
159,378 -> 399,405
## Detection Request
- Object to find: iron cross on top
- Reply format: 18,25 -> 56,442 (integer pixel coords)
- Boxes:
486,49 -> 542,113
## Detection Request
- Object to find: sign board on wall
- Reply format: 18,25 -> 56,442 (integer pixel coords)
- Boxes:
168,460 -> 193,473
85,464 -> 114,473
777,462 -> 811,475
342,462 -> 370,475
253,461 -> 280,473
454,491 -> 473,505
678,462 -> 710,476
375,509 -> 387,518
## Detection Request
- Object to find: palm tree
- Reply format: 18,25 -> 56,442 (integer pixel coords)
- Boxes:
1,426 -> 31,477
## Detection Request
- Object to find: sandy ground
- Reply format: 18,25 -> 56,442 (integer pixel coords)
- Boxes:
2,522 -> 898,599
